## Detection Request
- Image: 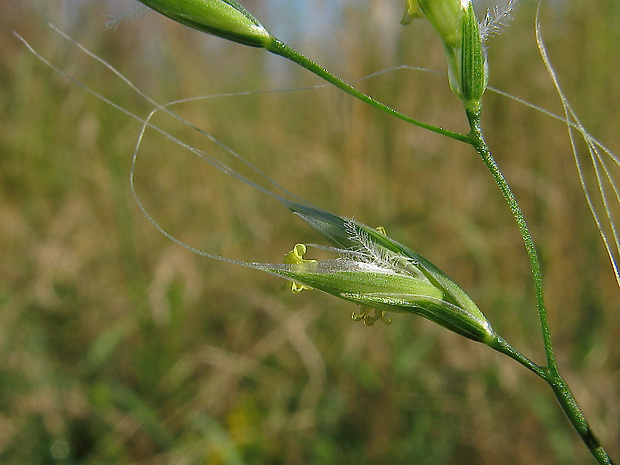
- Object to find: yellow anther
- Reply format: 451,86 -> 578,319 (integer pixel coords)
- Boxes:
284,243 -> 316,265
351,307 -> 392,326
374,226 -> 387,236
283,243 -> 316,293
401,0 -> 424,25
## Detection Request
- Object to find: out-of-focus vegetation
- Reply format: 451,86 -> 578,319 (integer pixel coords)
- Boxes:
2,0 -> 619,463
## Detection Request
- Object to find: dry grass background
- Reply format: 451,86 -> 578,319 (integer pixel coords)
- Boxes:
1,0 -> 619,463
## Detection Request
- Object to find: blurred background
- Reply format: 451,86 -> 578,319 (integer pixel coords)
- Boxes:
1,0 -> 619,463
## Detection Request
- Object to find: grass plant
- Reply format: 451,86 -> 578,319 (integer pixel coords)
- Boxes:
3,0 -> 620,463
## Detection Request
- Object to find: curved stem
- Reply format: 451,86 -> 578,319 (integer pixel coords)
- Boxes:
488,335 -> 547,378
266,38 -> 472,145
490,335 -> 613,464
266,33 -> 613,464
468,110 -> 613,465
465,109 -> 556,370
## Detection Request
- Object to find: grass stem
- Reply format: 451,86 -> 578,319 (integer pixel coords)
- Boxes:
467,109 -> 614,465
267,38 -> 472,145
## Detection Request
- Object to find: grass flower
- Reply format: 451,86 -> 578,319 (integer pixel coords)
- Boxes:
282,243 -> 316,293
135,0 -> 272,47
402,0 -> 488,112
260,201 -> 496,344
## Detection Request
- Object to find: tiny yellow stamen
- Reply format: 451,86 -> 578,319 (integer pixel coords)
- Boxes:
284,244 -> 313,264
401,0 -> 424,25
351,307 -> 392,326
283,243 -> 316,293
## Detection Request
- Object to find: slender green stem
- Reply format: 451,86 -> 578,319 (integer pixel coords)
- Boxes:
488,335 -> 547,378
265,33 -> 613,465
549,376 -> 614,464
489,334 -> 613,464
465,109 -> 556,370
266,38 -> 472,145
467,110 -> 613,465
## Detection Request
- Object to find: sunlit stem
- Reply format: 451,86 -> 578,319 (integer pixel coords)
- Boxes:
488,335 -> 546,378
548,378 -> 613,465
489,335 -> 613,464
266,38 -> 472,145
465,108 -> 555,369
467,109 -> 614,465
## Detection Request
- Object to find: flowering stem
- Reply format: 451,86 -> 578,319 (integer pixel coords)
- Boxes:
489,336 -> 613,465
268,34 -> 614,461
488,335 -> 546,378
266,38 -> 472,144
466,109 -> 613,465
465,109 -> 555,368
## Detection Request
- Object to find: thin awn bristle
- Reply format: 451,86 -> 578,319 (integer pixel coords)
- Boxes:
14,26 -> 306,271
589,137 -> 620,263
36,24 -> 309,206
536,11 -> 620,288
19,22 -> 620,289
